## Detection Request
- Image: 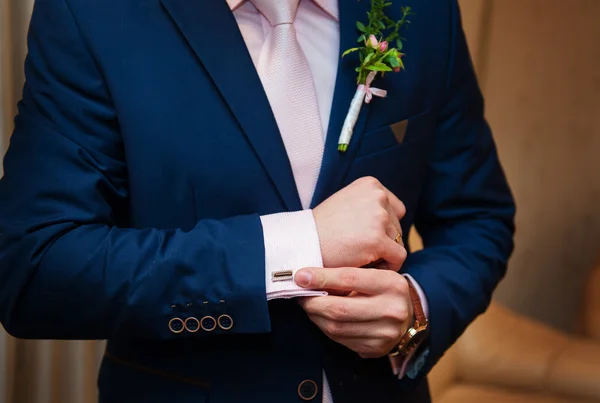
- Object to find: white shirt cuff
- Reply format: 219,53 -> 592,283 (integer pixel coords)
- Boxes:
260,210 -> 327,301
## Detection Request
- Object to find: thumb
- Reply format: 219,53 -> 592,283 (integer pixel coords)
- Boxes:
295,268 -> 315,287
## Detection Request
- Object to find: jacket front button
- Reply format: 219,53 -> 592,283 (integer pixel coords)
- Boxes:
298,380 -> 318,401
201,316 -> 217,332
168,317 -> 185,334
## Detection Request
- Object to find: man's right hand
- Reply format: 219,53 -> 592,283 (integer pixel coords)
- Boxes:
312,176 -> 407,271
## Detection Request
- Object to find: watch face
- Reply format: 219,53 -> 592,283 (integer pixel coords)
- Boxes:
407,329 -> 427,348
397,323 -> 428,356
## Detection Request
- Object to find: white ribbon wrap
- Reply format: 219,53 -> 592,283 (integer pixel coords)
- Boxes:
338,71 -> 387,151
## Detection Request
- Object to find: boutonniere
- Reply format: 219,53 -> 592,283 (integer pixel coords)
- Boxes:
338,1 -> 413,152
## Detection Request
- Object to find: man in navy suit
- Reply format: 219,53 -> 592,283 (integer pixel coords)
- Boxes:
0,0 -> 515,402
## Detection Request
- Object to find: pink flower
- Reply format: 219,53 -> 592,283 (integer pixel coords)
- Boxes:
379,41 -> 388,52
367,35 -> 378,49
393,66 -> 401,72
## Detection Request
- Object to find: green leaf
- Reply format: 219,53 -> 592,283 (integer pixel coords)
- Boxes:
342,47 -> 361,57
356,21 -> 367,33
387,56 -> 400,68
363,52 -> 376,65
378,21 -> 386,29
357,34 -> 366,43
366,63 -> 393,72
396,39 -> 403,50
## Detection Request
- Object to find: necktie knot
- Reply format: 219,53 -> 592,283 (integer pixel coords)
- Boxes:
250,0 -> 300,26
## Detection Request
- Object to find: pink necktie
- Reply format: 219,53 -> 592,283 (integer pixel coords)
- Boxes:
250,0 -> 325,209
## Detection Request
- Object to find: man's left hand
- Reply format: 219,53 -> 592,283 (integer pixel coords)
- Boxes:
295,267 -> 413,359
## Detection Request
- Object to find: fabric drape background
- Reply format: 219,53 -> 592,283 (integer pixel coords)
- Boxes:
1,0 -> 599,402
1,1 -> 106,402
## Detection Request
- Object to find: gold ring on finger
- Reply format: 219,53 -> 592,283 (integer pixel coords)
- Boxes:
394,232 -> 402,244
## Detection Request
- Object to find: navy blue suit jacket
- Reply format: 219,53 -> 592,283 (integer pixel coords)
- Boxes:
0,0 -> 515,401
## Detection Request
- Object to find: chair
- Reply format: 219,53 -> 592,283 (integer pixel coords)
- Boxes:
428,280 -> 600,402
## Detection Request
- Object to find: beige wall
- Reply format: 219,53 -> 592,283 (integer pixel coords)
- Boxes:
457,0 -> 600,331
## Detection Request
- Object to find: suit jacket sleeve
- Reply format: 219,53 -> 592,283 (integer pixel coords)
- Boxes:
0,0 -> 270,340
401,0 -> 516,381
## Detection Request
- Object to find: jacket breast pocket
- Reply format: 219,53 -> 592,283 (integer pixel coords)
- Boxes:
345,109 -> 436,211
356,109 -> 433,157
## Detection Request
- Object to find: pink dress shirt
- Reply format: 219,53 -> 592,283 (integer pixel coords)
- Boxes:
227,0 -> 429,400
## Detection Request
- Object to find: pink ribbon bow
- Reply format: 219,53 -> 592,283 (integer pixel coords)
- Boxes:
359,71 -> 387,104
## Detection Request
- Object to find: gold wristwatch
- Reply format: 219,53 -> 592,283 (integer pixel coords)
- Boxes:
389,280 -> 429,357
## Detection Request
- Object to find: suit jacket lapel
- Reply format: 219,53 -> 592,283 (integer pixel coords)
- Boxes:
311,0 -> 372,208
160,0 -> 302,212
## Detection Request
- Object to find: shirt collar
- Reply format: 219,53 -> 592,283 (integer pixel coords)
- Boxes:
226,0 -> 339,21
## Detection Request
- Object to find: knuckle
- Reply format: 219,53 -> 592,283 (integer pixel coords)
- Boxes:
398,201 -> 407,217
339,271 -> 359,290
326,322 -> 344,337
377,346 -> 390,358
358,351 -> 375,359
360,346 -> 384,359
299,299 -> 312,313
384,305 -> 408,323
356,342 -> 374,358
382,328 -> 400,343
385,246 -> 406,268
329,302 -> 348,321
373,208 -> 390,226
315,271 -> 327,289
363,176 -> 381,187
388,273 -> 409,293
365,252 -> 379,266
398,246 -> 408,262
363,244 -> 380,265
373,189 -> 388,204
383,258 -> 402,272
372,339 -> 391,357
375,241 -> 387,258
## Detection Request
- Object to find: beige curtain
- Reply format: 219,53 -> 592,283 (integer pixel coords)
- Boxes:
1,1 -> 104,402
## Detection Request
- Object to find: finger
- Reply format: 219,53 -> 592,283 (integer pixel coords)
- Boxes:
335,338 -> 391,359
384,189 -> 406,220
372,205 -> 401,271
385,205 -> 402,246
299,295 -> 380,322
377,238 -> 407,271
296,267 -> 392,295
308,315 -> 390,338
